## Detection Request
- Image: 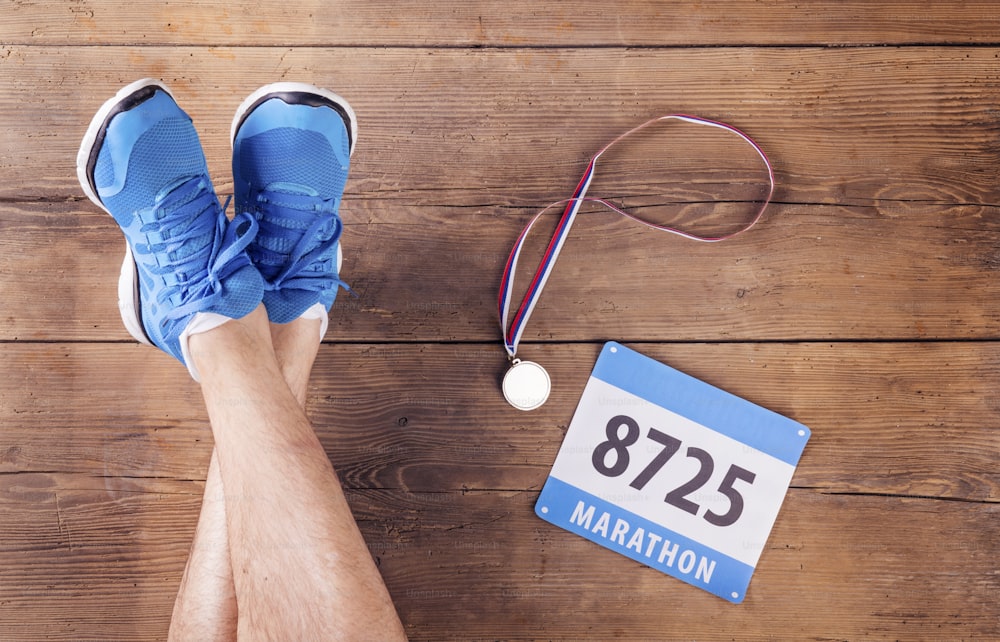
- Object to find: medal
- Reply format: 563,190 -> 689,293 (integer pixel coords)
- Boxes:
502,358 -> 551,411
498,115 -> 774,411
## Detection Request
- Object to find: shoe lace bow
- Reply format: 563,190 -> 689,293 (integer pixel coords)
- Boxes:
254,188 -> 350,294
136,176 -> 258,326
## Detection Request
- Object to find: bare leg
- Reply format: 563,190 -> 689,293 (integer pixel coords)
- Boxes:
268,316 -> 323,407
169,315 -> 390,639
187,305 -> 405,641
168,450 -> 237,641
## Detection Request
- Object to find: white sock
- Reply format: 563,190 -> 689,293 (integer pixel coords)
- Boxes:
299,302 -> 330,340
178,311 -> 233,382
178,305 -> 329,382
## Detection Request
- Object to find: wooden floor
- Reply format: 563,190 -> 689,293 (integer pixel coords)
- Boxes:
2,2 -> 999,640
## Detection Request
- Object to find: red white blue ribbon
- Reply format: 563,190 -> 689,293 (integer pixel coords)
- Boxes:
499,114 -> 775,359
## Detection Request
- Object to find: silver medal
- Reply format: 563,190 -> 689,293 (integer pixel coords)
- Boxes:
502,358 -> 551,411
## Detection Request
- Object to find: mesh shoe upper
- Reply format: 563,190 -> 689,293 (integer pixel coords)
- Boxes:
232,92 -> 353,324
81,82 -> 263,365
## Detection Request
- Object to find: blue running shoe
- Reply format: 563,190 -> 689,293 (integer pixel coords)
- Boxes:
77,79 -> 264,373
231,82 -> 357,332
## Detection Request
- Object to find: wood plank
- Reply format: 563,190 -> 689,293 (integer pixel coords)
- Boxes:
0,473 -> 197,641
307,341 -> 1000,503
3,342 -> 997,502
1,474 -> 996,640
364,489 -> 1000,641
4,199 -> 1000,342
5,1 -> 1000,46
3,2 -> 997,640
4,46 -> 1000,208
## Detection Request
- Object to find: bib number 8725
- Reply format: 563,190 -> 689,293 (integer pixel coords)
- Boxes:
592,414 -> 756,527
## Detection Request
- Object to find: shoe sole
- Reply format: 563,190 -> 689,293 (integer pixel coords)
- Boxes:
76,78 -> 175,349
231,82 -> 354,275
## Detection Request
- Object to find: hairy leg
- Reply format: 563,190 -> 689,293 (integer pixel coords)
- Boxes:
188,305 -> 405,641
268,316 -> 323,407
168,316 -> 369,639
168,450 -> 237,641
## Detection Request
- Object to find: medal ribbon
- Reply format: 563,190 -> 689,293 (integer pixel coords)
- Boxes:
499,114 -> 775,359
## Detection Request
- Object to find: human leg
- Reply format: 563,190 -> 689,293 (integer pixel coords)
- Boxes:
167,315 -> 328,642
208,84 -> 402,638
79,79 -> 402,639
78,78 -> 264,640
269,316 -> 324,406
172,310 -> 404,641
189,306 -> 405,641
168,223 -> 327,640
168,450 -> 237,641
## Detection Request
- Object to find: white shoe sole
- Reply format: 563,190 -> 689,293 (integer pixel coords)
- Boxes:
117,244 -> 152,346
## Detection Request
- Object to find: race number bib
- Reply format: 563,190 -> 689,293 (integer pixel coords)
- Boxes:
535,342 -> 810,603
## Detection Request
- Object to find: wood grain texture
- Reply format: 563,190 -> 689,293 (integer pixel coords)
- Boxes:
1,474 -> 996,641
3,342 -> 997,500
5,201 -> 1000,342
2,1 -> 999,640
5,1 -> 1000,46
364,489 -> 999,641
5,46 -> 1000,209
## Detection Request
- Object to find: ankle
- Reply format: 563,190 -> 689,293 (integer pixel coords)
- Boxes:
188,305 -> 275,379
269,317 -> 323,404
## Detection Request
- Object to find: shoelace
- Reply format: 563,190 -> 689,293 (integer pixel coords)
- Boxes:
252,188 -> 349,294
135,176 -> 258,327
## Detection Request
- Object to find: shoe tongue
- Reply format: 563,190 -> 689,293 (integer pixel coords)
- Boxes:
154,175 -> 216,264
253,182 -> 337,280
155,174 -> 206,208
173,231 -> 213,264
265,181 -> 320,198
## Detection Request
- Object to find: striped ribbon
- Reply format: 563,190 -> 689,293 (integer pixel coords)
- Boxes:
498,114 -> 775,359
